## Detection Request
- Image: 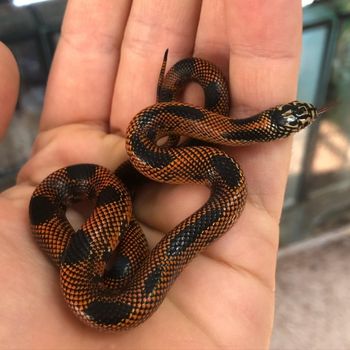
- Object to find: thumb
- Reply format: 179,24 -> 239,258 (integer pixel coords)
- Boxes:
0,42 -> 19,140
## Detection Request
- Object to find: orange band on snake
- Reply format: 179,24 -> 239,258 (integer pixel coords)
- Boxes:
29,50 -> 318,331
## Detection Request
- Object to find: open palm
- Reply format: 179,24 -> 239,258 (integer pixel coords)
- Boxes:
0,1 -> 301,349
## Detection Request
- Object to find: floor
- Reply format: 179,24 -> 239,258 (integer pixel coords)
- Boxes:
271,225 -> 350,350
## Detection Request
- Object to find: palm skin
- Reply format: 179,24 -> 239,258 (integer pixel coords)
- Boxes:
0,1 -> 302,349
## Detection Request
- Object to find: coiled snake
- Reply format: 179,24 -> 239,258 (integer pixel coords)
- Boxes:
29,51 -> 318,331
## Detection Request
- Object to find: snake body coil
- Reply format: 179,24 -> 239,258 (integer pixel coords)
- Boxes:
29,52 -> 318,331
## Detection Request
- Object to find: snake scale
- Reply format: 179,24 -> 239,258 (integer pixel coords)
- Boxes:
29,50 -> 318,331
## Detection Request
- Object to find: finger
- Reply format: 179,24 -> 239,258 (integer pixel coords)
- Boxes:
110,0 -> 202,134
40,0 -> 131,131
201,0 -> 302,289
194,0 -> 229,75
0,42 -> 19,139
227,0 -> 301,112
225,0 -> 302,220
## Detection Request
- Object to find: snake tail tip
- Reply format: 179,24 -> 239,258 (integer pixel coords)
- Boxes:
164,48 -> 169,60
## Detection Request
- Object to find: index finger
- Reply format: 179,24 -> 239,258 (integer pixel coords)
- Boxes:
40,0 -> 131,131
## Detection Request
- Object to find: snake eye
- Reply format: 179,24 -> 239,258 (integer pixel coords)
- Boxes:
284,115 -> 298,126
280,113 -> 300,129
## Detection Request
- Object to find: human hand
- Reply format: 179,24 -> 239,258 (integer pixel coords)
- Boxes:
0,1 -> 301,349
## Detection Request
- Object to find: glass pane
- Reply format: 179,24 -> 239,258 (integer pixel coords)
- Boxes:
285,24 -> 330,205
298,25 -> 329,103
310,18 -> 350,193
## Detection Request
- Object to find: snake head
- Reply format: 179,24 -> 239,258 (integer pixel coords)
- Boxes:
272,101 -> 318,133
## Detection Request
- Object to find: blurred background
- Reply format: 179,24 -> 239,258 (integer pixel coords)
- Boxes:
0,0 -> 349,348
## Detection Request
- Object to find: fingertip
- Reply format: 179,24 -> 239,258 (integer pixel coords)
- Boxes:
0,42 -> 20,139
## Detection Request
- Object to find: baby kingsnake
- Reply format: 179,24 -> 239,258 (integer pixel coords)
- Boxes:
29,50 -> 318,331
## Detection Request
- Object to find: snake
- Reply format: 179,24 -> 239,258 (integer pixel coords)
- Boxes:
29,50 -> 318,331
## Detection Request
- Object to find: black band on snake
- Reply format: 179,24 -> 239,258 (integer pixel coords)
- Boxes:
29,50 -> 318,331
